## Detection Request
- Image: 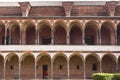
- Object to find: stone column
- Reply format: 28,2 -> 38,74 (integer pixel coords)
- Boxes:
116,60 -> 118,72
4,27 -> 7,45
83,61 -> 86,79
9,29 -> 11,45
115,29 -> 117,45
99,29 -> 101,45
19,29 -> 22,45
21,30 -> 26,45
66,30 -> 70,45
35,29 -> 38,45
82,28 -> 85,45
67,59 -> 70,79
37,29 -> 40,45
51,60 -> 53,79
35,60 -> 37,79
51,28 -> 54,45
97,30 -> 99,45
19,60 -> 21,79
100,60 -> 102,73
3,60 -> 6,79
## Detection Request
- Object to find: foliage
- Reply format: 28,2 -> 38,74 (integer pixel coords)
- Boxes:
93,73 -> 120,80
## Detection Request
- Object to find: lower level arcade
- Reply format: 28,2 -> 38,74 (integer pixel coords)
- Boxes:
0,52 -> 120,79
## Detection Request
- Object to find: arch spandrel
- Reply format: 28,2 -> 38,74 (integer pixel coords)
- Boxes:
102,53 -> 117,63
52,52 -> 67,62
69,20 -> 83,31
7,20 -> 20,31
69,52 -> 84,62
37,20 -> 52,30
53,20 -> 67,32
21,20 -> 35,31
85,21 -> 99,30
20,52 -> 35,62
0,21 -> 5,32
36,52 -> 51,62
85,53 -> 101,62
101,21 -> 115,30
5,53 -> 19,62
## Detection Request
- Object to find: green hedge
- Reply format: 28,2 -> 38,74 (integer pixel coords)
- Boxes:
113,73 -> 120,80
93,73 -> 120,80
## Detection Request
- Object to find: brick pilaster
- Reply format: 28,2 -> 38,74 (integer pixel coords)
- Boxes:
105,1 -> 118,16
62,2 -> 73,17
19,2 -> 31,17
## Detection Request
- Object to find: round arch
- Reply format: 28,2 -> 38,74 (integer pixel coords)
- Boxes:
0,21 -> 5,45
37,21 -> 52,45
54,21 -> 67,45
101,21 -> 115,45
117,23 -> 120,45
53,52 -> 67,79
69,21 -> 83,45
0,54 -> 4,78
5,53 -> 19,79
69,53 -> 84,79
85,53 -> 100,79
22,21 -> 36,45
118,55 -> 120,72
102,53 -> 116,73
8,21 -> 20,45
20,53 -> 35,79
85,21 -> 99,45
36,52 -> 51,79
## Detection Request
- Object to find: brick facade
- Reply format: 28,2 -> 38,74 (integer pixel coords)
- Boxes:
0,1 -> 119,79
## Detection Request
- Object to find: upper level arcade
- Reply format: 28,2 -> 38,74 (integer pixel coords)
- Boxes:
0,17 -> 119,46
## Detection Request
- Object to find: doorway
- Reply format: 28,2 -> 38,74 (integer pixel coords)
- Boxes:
42,65 -> 48,79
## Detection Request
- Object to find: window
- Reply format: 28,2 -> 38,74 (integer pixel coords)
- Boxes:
10,65 -> 14,70
85,36 -> 94,45
42,37 -> 51,45
59,65 -> 62,70
2,36 -> 9,45
92,63 -> 97,71
76,65 -> 80,70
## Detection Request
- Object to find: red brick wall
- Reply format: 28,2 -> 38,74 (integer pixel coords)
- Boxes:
71,6 -> 108,16
0,7 -> 22,16
29,6 -> 65,16
115,6 -> 120,16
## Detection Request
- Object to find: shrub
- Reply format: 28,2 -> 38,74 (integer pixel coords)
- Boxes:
93,73 -> 120,80
113,73 -> 120,80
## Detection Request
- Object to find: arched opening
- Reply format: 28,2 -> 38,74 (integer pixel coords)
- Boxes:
0,22 -> 5,45
37,54 -> 51,79
6,54 -> 19,79
26,24 -> 36,45
21,54 -> 35,79
53,55 -> 67,79
10,24 -> 20,45
54,21 -> 66,45
38,21 -> 51,45
117,23 -> 120,45
118,56 -> 120,72
0,55 -> 4,78
101,22 -> 115,45
70,21 -> 82,45
86,54 -> 100,79
69,55 -> 84,79
85,21 -> 98,45
102,54 -> 116,73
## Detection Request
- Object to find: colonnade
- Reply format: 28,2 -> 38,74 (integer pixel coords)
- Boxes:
0,20 -> 120,45
0,52 -> 119,79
